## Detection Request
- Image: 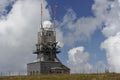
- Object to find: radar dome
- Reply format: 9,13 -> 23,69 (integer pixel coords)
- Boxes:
43,21 -> 53,30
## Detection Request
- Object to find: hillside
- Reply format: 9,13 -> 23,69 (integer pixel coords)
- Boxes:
0,73 -> 120,80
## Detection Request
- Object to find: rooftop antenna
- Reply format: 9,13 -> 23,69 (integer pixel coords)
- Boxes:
54,3 -> 56,41
40,2 -> 43,44
41,2 -> 43,29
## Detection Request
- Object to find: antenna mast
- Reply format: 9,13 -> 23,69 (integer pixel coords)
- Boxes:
54,3 -> 56,41
40,2 -> 43,44
41,3 -> 43,29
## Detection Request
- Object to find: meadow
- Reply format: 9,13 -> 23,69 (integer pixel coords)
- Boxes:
0,73 -> 120,80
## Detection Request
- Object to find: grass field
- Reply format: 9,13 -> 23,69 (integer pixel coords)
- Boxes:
0,73 -> 120,80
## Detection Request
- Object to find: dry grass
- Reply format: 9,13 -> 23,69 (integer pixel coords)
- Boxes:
0,73 -> 120,80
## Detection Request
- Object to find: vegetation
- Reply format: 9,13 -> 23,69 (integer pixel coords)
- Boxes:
0,73 -> 120,80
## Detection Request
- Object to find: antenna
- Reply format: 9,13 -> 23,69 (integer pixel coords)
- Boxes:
41,3 -> 43,29
54,3 -> 56,41
40,2 -> 43,44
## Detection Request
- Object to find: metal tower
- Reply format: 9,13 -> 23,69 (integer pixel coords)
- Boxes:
27,3 -> 70,75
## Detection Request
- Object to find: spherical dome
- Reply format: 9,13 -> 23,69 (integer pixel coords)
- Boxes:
43,21 -> 53,30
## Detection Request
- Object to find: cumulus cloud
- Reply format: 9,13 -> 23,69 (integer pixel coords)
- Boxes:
67,46 -> 92,73
100,0 -> 120,37
101,32 -> 120,72
67,46 -> 106,73
99,0 -> 120,73
60,9 -> 102,46
0,0 -> 51,73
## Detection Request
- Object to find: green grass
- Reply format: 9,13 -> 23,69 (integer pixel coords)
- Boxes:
0,73 -> 120,80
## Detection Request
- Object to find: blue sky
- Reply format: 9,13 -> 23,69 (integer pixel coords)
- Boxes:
0,0 -> 120,74
47,0 -> 94,18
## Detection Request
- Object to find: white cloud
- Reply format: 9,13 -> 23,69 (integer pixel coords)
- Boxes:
0,0 -> 51,73
101,0 -> 120,37
101,32 -> 120,72
99,0 -> 120,73
67,46 -> 106,73
60,9 -> 103,46
67,46 -> 92,73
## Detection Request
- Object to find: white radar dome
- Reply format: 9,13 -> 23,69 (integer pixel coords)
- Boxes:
43,21 -> 53,30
